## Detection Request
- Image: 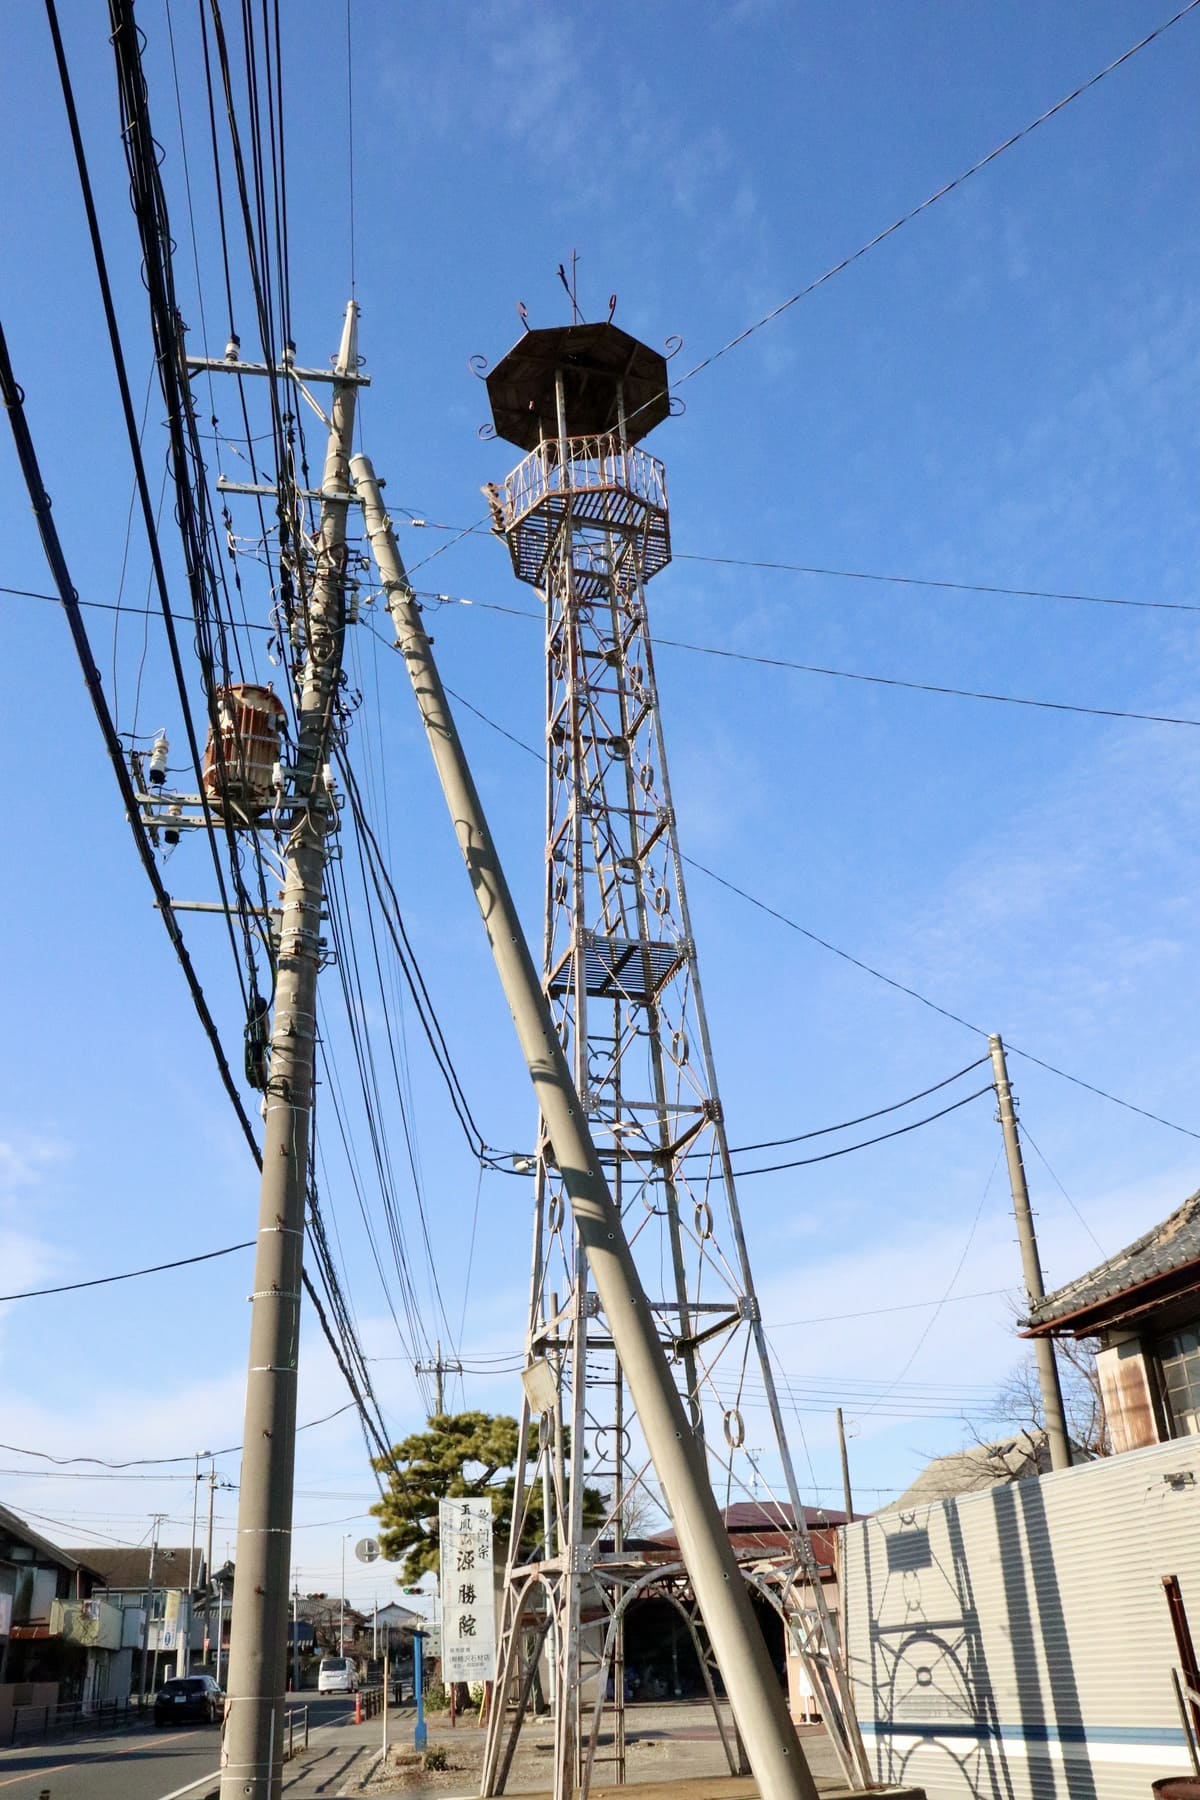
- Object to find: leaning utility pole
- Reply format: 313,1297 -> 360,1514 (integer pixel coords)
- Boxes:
988,1034 -> 1071,1472
219,302 -> 360,1800
836,1408 -> 854,1522
354,452 -> 820,1800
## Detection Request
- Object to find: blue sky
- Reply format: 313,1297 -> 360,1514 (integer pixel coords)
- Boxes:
1,0 -> 1199,1605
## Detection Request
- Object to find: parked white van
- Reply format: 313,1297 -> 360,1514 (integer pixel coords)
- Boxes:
317,1656 -> 358,1693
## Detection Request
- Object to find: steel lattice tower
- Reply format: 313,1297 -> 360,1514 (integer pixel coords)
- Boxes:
477,320 -> 867,1800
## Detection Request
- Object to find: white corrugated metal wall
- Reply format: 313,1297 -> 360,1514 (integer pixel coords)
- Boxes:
841,1437 -> 1200,1800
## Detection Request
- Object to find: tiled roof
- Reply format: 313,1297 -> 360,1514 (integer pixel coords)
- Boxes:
1026,1187 -> 1200,1329
64,1546 -> 202,1591
880,1432 -> 1049,1512
720,1502 -> 852,1530
0,1503 -> 96,1576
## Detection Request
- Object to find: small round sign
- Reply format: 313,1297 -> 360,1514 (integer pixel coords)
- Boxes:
354,1537 -> 381,1564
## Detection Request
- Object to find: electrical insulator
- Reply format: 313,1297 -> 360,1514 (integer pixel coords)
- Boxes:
322,763 -> 336,794
271,761 -> 285,796
164,802 -> 182,847
149,735 -> 169,787
346,589 -> 360,625
224,334 -> 241,362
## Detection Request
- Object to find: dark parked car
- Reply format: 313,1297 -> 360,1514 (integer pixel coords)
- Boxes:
154,1674 -> 223,1726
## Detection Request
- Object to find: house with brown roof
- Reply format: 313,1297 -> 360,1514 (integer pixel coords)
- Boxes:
0,1503 -> 132,1728
66,1544 -> 209,1692
1024,1185 -> 1200,1454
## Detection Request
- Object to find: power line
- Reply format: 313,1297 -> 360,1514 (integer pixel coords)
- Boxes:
3,583 -> 275,629
0,1402 -> 360,1472
671,0 -> 1200,391
675,553 -> 1200,616
423,598 -> 1200,727
771,1286 -> 1014,1329
0,319 -> 261,1162
655,633 -> 1200,729
726,1055 -> 989,1154
682,855 -> 1200,1142
728,1084 -> 994,1176
1019,1120 -> 1107,1258
432,676 -> 1200,1145
0,1241 -> 253,1304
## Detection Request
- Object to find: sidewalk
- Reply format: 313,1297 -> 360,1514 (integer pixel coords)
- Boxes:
280,1704 -> 410,1796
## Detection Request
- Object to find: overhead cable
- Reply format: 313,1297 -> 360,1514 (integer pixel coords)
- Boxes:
55,0 -> 267,1012
0,1242 -> 254,1304
675,554 -> 1200,616
727,1055 -> 990,1154
729,1084 -> 994,1176
0,319 -> 261,1163
0,1402 -> 360,1471
656,634 -> 1200,729
434,675 -> 1200,1144
683,855 -> 1200,1142
671,0 -> 1200,393
420,599 -> 1200,727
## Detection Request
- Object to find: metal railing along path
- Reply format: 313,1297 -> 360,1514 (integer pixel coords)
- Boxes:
6,1695 -> 145,1745
284,1703 -> 310,1760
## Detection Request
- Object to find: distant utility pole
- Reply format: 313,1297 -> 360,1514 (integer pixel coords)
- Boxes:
219,302 -> 361,1800
139,1513 -> 166,1705
836,1408 -> 854,1521
988,1034 -> 1071,1473
415,1339 -> 462,1416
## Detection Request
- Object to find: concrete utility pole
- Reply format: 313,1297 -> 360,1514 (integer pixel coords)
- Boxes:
836,1408 -> 854,1522
219,301 -> 360,1800
988,1034 -> 1071,1473
340,1537 -> 349,1656
205,1462 -> 217,1672
415,1338 -> 462,1416
139,1514 -> 165,1705
354,455 -> 819,1800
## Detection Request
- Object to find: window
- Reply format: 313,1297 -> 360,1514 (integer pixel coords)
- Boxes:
1157,1327 -> 1200,1438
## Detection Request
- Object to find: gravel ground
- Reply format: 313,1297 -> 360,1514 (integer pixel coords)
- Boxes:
362,1701 -> 842,1796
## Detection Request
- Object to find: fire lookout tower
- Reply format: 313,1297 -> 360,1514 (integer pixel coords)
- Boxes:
477,317 -> 869,1800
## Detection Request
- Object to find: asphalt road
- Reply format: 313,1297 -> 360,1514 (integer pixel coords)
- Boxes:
0,1693 -> 355,1800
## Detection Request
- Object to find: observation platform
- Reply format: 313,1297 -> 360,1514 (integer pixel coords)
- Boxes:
498,431 -> 671,592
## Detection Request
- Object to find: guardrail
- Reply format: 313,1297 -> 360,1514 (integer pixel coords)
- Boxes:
354,1684 -> 388,1722
284,1703 -> 309,1760
6,1696 -> 144,1745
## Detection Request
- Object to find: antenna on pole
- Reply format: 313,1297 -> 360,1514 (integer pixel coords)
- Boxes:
556,251 -> 583,324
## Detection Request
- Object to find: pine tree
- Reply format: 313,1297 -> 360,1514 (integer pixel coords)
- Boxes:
370,1410 -> 606,1582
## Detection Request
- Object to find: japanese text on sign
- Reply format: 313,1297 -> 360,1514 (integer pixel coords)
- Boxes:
438,1497 -> 496,1682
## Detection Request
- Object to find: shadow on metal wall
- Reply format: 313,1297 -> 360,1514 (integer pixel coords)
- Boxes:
862,1500 -> 1015,1800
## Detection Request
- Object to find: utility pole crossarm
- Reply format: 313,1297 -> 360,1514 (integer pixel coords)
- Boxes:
415,1340 -> 463,1416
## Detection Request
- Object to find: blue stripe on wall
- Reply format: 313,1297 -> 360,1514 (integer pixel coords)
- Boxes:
858,1721 -> 1187,1748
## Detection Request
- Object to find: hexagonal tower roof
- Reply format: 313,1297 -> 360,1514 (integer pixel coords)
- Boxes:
485,321 -> 669,452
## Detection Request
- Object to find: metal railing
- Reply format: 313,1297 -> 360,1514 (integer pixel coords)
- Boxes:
356,1684 -> 386,1720
503,434 -> 667,526
6,1696 -> 143,1745
1170,1666 -> 1200,1777
284,1703 -> 309,1760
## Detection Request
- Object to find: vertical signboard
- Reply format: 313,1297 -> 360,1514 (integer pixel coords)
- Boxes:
438,1497 -> 496,1683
